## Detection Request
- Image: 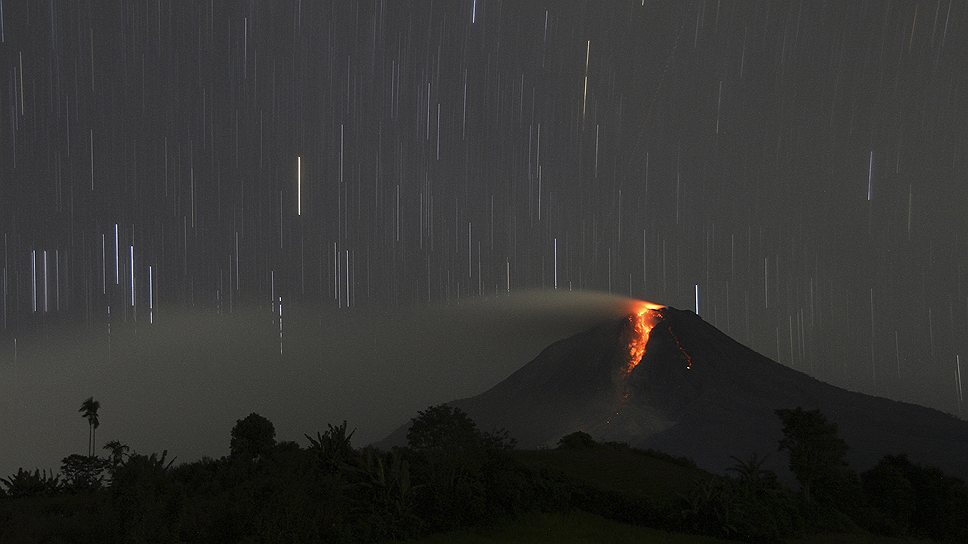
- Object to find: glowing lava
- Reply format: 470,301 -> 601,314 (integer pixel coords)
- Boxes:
625,301 -> 664,375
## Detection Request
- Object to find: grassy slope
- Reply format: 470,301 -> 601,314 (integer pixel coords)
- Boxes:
406,513 -> 933,544
404,510 -> 738,544
513,447 -> 710,501
410,448 -> 932,544
400,447 -> 730,543
786,536 -> 932,544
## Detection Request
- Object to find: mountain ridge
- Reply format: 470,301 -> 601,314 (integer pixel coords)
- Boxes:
380,306 -> 968,480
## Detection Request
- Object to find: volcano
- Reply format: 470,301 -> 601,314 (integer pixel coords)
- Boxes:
382,305 -> 968,479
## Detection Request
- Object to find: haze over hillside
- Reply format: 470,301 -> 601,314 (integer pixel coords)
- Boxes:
0,291 -> 640,477
4,289 -> 966,481
384,304 -> 968,480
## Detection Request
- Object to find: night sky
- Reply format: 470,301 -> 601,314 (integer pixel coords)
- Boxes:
1,0 -> 967,420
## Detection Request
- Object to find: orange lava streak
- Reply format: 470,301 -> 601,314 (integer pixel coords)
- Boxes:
625,301 -> 663,375
667,324 -> 694,370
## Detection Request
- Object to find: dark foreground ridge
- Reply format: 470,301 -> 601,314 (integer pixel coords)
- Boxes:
5,387 -> 968,541
380,307 -> 968,480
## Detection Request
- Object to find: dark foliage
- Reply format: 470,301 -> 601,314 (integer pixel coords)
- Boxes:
230,412 -> 277,460
555,431 -> 699,469
0,406 -> 559,542
557,431 -> 597,449
677,454 -> 800,542
111,451 -> 182,542
569,483 -> 669,529
0,469 -> 61,498
3,405 -> 968,543
634,448 -> 698,469
79,397 -> 101,458
404,404 -> 527,533
103,440 -> 131,471
408,405 -> 482,451
775,407 -> 864,515
861,454 -> 968,540
306,420 -> 356,471
60,454 -> 110,492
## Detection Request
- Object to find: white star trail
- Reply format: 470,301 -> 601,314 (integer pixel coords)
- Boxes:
0,0 -> 964,417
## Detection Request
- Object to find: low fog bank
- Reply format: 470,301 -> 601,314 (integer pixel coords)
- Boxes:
0,290 -> 642,477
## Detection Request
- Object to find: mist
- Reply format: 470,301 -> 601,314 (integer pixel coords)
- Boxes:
0,290 -> 643,477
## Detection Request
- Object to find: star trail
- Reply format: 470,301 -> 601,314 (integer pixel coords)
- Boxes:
1,0 -> 967,417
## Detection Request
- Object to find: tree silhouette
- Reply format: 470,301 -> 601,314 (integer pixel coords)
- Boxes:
557,431 -> 597,449
103,440 -> 130,469
60,454 -> 109,491
79,397 -> 101,457
230,413 -> 276,459
775,407 -> 859,510
111,450 -> 178,542
862,454 -> 968,539
305,420 -> 356,470
406,405 -> 480,452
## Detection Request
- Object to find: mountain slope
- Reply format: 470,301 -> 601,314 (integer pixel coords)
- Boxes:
382,307 -> 968,479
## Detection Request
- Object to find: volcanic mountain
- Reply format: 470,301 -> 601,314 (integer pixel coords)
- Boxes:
382,304 -> 968,479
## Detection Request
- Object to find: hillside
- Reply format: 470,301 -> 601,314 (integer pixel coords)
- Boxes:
381,307 -> 968,480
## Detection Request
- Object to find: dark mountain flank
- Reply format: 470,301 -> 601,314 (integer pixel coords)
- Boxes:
382,305 -> 968,479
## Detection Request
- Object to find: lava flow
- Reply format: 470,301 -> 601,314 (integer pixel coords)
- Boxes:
624,301 -> 664,375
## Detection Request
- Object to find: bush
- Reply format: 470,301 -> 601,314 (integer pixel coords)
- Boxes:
111,451 -> 182,541
678,471 -> 800,542
635,448 -> 697,469
862,454 -> 968,540
407,405 -> 481,452
775,406 -> 865,523
557,431 -> 597,449
1,468 -> 61,498
230,413 -> 277,460
60,454 -> 110,492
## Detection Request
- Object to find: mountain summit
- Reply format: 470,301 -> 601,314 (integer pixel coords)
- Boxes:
384,305 -> 968,479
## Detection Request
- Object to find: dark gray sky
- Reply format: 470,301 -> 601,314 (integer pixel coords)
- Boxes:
0,0 -> 966,466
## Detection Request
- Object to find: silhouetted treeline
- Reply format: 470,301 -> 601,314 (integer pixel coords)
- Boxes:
671,408 -> 968,542
2,405 -> 968,543
0,406 -> 571,542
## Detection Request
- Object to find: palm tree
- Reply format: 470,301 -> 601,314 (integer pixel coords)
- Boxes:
728,453 -> 771,492
79,397 -> 101,457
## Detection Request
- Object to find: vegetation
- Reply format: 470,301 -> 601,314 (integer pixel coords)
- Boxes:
230,412 -> 277,460
775,407 -> 864,517
514,441 -> 703,501
1,401 -> 967,543
79,396 -> 101,458
406,510 -> 738,544
860,454 -> 968,539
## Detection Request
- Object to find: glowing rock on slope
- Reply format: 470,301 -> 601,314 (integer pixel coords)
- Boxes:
625,300 -> 664,375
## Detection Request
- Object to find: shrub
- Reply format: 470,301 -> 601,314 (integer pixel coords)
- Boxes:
557,431 -> 597,449
230,413 -> 276,460
1,468 -> 61,498
60,454 -> 110,492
